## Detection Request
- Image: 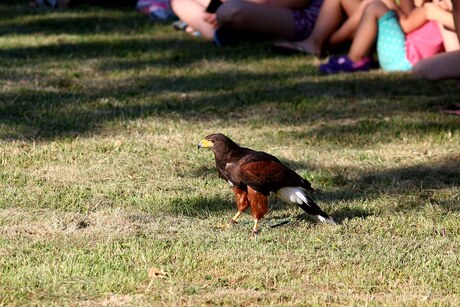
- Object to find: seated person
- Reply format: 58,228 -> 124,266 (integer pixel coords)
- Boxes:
273,0 -> 374,56
319,0 -> 451,73
170,0 -> 324,45
413,0 -> 460,80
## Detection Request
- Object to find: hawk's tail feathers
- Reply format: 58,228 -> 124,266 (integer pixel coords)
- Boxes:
276,187 -> 336,225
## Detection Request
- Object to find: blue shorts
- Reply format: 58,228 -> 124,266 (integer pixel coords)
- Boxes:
377,10 -> 412,71
290,0 -> 323,41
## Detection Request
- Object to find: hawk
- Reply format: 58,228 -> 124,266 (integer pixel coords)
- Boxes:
198,133 -> 335,235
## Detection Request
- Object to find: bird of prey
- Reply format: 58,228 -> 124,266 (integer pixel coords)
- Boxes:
198,133 -> 335,235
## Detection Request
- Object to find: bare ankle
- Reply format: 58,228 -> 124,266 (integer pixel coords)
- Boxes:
301,38 -> 321,56
348,53 -> 364,62
348,55 -> 358,62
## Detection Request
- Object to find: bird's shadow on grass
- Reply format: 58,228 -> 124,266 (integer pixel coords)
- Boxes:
267,199 -> 373,225
325,206 -> 373,224
165,194 -> 234,217
292,155 -> 459,216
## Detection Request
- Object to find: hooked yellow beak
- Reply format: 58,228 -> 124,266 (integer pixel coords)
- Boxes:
198,139 -> 213,149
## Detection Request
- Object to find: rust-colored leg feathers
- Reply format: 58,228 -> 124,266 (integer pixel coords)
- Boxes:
248,187 -> 268,235
231,187 -> 250,224
230,187 -> 269,235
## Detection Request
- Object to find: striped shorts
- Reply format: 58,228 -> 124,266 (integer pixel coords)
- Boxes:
290,0 -> 324,41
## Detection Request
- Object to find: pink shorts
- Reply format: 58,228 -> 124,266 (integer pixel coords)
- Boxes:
406,21 -> 445,65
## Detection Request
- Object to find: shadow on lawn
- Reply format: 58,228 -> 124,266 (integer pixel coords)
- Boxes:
0,38 -> 215,68
0,3 -> 458,142
167,194 -> 234,217
1,72 -> 459,141
303,155 -> 459,216
0,4 -> 151,36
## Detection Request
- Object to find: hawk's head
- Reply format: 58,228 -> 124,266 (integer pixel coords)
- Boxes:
198,133 -> 239,153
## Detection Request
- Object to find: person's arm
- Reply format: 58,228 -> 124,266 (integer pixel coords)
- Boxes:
397,6 -> 428,32
453,0 -> 460,40
425,2 -> 456,29
399,0 -> 416,14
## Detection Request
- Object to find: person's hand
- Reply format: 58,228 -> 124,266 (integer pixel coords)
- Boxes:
438,0 -> 452,11
424,2 -> 436,19
424,2 -> 447,20
203,12 -> 218,27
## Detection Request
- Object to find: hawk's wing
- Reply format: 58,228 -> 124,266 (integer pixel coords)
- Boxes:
237,160 -> 300,195
224,149 -> 313,194
237,161 -> 288,194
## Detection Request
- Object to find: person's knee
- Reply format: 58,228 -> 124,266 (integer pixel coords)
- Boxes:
170,0 -> 181,13
216,0 -> 246,26
359,0 -> 377,9
412,61 -> 426,78
412,60 -> 438,80
363,1 -> 388,16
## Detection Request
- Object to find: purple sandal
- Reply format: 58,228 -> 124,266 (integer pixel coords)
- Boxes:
319,55 -> 374,74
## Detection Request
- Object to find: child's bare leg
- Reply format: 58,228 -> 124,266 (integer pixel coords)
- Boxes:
348,1 -> 389,61
312,0 -> 362,41
216,0 -> 294,38
329,0 -> 377,46
412,50 -> 460,79
171,0 -> 215,39
304,0 -> 362,54
272,0 -> 361,55
440,23 -> 460,51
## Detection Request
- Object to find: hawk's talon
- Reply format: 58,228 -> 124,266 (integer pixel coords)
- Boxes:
252,229 -> 259,236
229,219 -> 238,225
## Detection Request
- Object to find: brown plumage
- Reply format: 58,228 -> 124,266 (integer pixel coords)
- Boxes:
198,133 -> 335,235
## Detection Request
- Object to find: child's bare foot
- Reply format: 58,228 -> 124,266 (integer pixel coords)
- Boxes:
185,26 -> 201,37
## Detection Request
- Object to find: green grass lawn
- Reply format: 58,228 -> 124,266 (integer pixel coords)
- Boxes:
1,2 -> 459,305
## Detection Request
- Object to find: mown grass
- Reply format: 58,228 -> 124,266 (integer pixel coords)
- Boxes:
1,2 -> 459,305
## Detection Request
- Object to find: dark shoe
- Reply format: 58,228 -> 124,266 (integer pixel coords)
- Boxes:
319,55 -> 373,74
